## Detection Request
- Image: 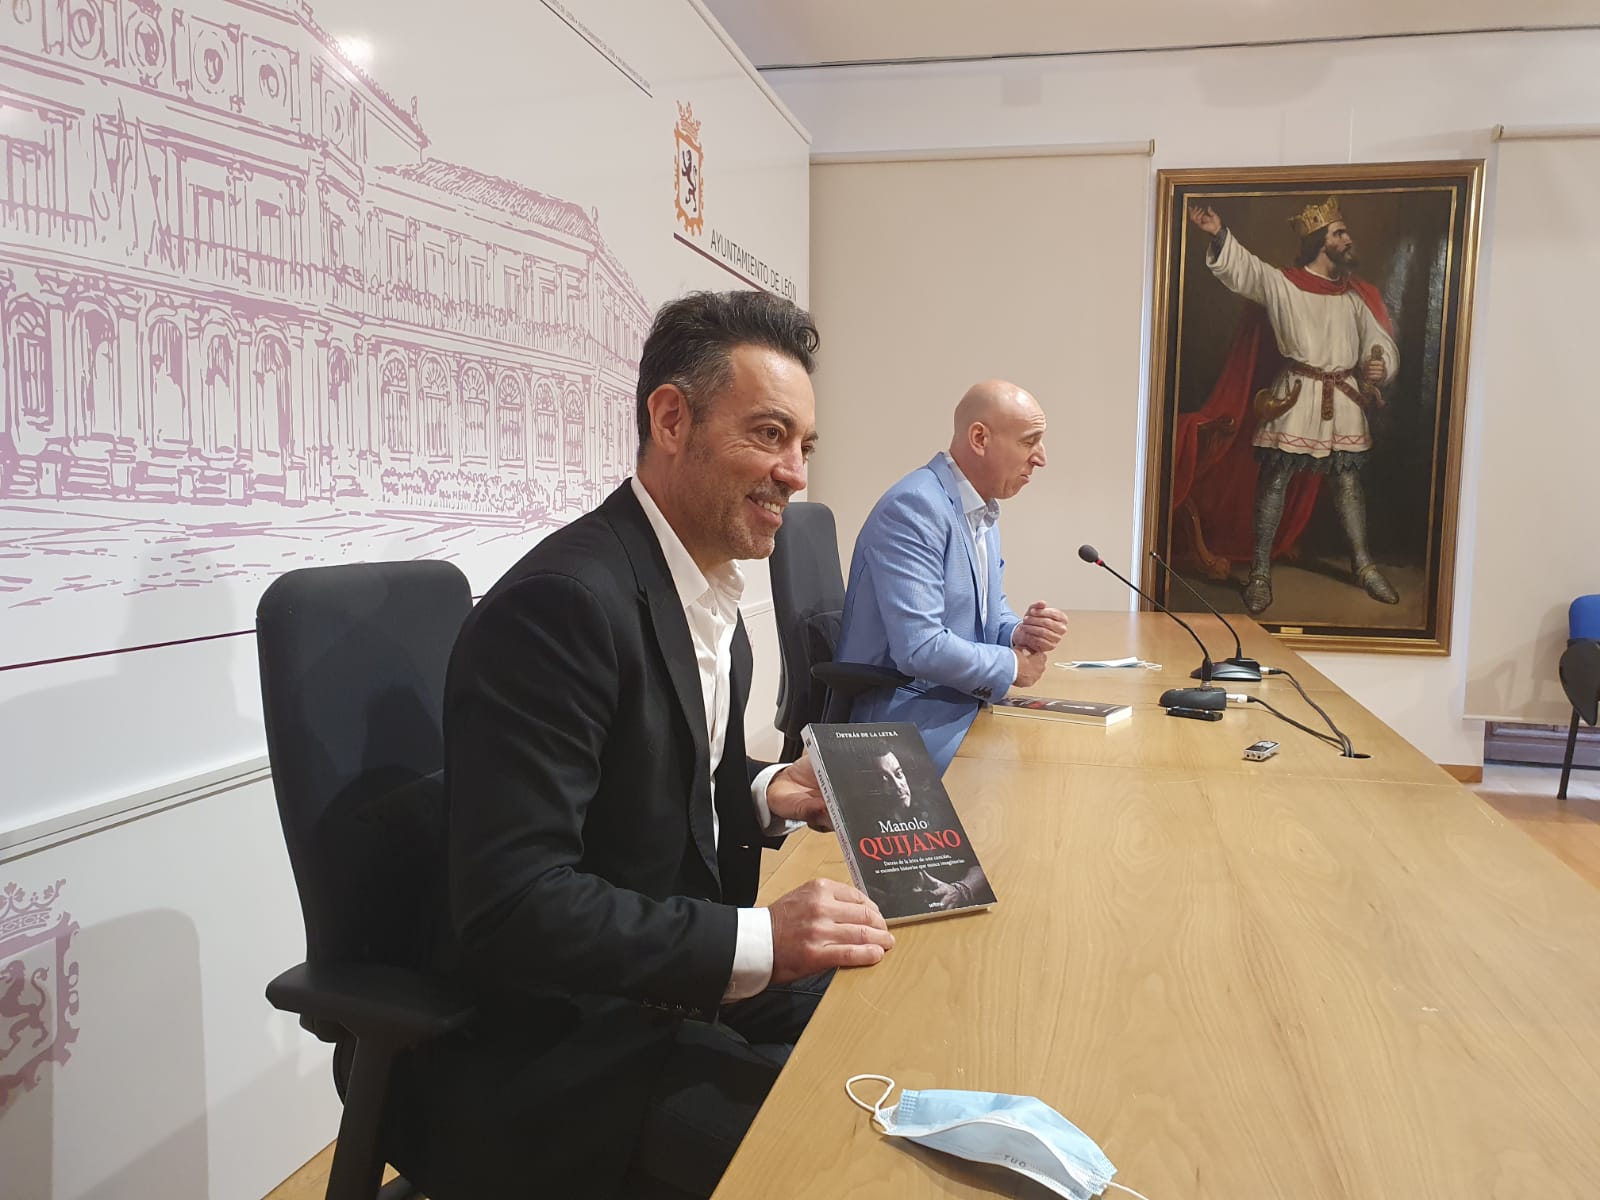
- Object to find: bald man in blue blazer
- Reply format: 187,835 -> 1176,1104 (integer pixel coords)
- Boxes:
835,381 -> 1069,771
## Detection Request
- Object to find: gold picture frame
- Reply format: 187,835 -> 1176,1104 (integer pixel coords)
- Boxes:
1142,161 -> 1484,655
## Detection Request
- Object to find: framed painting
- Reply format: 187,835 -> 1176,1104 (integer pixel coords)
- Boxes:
1142,161 -> 1484,655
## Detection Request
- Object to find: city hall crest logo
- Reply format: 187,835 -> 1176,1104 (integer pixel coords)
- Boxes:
674,101 -> 705,235
0,880 -> 80,1111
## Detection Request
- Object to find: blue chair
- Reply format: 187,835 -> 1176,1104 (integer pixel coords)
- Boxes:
1557,595 -> 1600,800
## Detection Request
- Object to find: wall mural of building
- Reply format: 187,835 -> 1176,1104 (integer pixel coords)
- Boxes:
0,0 -> 652,651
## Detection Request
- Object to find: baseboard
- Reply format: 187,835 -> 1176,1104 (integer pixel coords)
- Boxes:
1440,764 -> 1484,784
1485,720 -> 1600,770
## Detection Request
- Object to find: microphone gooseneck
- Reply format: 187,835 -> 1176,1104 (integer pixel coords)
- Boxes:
1147,549 -> 1263,683
1078,546 -> 1216,688
1149,550 -> 1244,661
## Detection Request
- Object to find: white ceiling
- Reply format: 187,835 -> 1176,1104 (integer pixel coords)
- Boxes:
702,0 -> 1600,69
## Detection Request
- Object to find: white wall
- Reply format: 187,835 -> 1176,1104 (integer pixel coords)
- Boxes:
771,28 -> 1600,766
1463,135 -> 1600,725
807,150 -> 1151,620
0,776 -> 337,1200
0,0 -> 807,1194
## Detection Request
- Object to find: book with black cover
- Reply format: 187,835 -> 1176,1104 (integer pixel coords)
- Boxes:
801,722 -> 995,925
988,695 -> 1132,725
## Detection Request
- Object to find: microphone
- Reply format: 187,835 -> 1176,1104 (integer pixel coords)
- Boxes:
1147,550 -> 1263,683
1077,544 -> 1223,710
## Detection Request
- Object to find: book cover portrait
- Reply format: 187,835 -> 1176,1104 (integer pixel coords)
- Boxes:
804,724 -> 995,923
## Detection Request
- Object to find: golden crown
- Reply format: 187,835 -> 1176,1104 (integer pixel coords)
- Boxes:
1288,196 -> 1343,238
675,101 -> 702,144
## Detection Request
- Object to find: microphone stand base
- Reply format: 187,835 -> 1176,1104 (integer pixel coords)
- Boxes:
1160,685 -> 1227,710
1195,658 -> 1262,682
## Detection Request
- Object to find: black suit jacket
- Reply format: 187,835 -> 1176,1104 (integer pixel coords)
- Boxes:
388,482 -> 774,1197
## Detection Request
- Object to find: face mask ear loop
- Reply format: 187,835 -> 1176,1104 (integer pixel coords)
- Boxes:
844,1073 -> 897,1132
1108,1182 -> 1156,1200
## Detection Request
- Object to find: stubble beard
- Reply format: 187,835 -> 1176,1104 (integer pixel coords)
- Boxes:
686,434 -> 787,562
1326,242 -> 1358,278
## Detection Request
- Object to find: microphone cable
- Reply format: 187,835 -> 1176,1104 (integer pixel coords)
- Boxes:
1248,667 -> 1356,757
1079,542 -> 1358,754
1229,692 -> 1345,751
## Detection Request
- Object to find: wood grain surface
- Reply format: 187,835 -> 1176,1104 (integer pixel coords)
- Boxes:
719,615 -> 1600,1199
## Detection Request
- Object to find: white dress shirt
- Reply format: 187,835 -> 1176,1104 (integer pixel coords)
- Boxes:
630,477 -> 797,1002
939,453 -> 1017,686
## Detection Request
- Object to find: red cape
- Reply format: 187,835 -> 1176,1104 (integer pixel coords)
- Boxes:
1169,268 -> 1393,577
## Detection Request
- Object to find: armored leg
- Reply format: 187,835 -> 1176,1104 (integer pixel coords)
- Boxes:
1330,470 -> 1398,604
1245,456 -> 1295,615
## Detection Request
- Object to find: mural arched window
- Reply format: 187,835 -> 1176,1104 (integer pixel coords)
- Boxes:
562,388 -> 585,473
74,306 -> 117,437
256,334 -> 291,458
534,383 -> 558,467
327,346 -> 354,456
10,302 -> 52,427
496,373 -> 525,465
420,353 -> 451,459
460,365 -> 488,461
381,355 -> 410,453
148,318 -> 186,447
203,332 -> 237,455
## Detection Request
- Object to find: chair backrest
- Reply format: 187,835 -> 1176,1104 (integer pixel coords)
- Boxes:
1570,595 -> 1600,644
770,502 -> 847,744
257,560 -> 472,982
1560,639 -> 1600,727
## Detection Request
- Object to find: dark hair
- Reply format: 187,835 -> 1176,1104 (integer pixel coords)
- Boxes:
635,290 -> 819,456
1294,225 -> 1333,267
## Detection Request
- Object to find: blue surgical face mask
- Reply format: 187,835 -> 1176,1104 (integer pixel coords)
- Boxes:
845,1074 -> 1152,1200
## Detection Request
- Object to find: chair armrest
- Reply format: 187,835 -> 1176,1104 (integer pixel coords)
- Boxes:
812,661 -> 911,699
267,961 -> 475,1046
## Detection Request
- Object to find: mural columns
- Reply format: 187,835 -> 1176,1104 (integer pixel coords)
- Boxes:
309,321 -> 332,500
108,284 -> 141,493
447,354 -> 464,471
585,376 -> 601,485
287,177 -> 308,291
355,332 -> 378,494
131,305 -> 153,464
225,162 -> 250,270
178,309 -> 204,500
40,299 -> 70,498
0,269 -> 14,491
283,327 -> 307,504
232,325 -> 254,502
485,361 -> 498,475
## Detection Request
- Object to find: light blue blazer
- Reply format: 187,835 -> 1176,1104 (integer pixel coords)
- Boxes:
835,454 -> 1021,772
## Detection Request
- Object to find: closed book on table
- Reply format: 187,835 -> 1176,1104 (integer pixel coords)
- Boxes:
989,695 -> 1132,725
802,722 -> 995,925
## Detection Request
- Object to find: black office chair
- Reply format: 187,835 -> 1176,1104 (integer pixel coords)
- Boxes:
1558,639 -> 1600,801
257,561 -> 477,1200
770,501 -> 909,758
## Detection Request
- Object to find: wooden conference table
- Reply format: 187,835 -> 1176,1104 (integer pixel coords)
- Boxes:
715,611 -> 1600,1198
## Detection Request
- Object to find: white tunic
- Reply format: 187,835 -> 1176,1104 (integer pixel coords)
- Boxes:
1208,230 -> 1398,460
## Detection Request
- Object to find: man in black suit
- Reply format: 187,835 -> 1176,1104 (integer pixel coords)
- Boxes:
388,291 -> 894,1199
